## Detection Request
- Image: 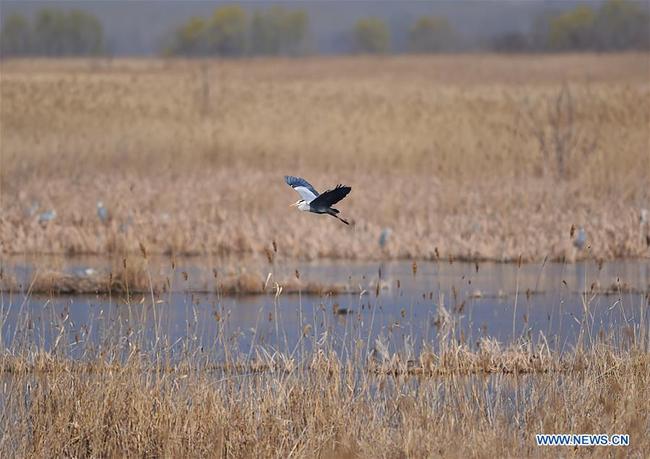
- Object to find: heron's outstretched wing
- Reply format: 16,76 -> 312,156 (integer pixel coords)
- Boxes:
310,185 -> 351,208
285,176 -> 319,202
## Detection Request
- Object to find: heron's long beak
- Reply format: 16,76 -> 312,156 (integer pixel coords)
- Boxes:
289,201 -> 299,207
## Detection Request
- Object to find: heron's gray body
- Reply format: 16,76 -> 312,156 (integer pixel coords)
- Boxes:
285,176 -> 351,225
310,203 -> 341,219
573,227 -> 586,250
97,201 -> 109,223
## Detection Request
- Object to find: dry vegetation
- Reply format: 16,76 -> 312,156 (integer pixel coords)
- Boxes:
0,252 -> 355,295
1,54 -> 649,262
0,284 -> 648,457
18,268 -> 344,295
2,54 -> 648,456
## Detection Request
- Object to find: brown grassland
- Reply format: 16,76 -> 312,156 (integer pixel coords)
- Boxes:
1,55 -> 649,457
1,54 -> 649,263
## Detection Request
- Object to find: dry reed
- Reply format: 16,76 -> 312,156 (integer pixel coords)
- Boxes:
1,55 -> 649,262
0,263 -> 349,295
0,284 -> 648,458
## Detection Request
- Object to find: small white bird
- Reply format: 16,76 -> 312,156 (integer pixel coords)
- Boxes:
38,210 -> 56,224
285,176 -> 351,225
72,267 -> 97,277
573,227 -> 587,250
97,201 -> 109,223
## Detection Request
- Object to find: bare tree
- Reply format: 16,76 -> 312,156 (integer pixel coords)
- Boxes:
523,84 -> 600,180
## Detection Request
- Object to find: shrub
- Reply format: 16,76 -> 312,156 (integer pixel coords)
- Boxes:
409,16 -> 455,53
353,18 -> 390,54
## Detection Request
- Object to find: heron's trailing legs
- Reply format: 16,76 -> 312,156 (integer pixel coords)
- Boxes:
333,215 -> 349,225
327,209 -> 349,225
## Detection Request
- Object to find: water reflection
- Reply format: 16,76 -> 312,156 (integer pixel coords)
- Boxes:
1,258 -> 648,359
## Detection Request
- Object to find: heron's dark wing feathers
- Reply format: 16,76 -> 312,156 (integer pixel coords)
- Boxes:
310,184 -> 351,208
285,176 -> 319,196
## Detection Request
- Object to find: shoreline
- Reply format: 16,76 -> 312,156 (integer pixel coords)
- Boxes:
1,255 -> 647,296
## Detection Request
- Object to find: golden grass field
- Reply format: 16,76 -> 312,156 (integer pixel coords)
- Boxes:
1,54 -> 649,263
1,54 -> 649,457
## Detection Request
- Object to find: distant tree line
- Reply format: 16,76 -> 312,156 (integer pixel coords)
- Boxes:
351,15 -> 456,54
1,8 -> 104,56
164,0 -> 647,56
164,5 -> 308,56
494,0 -> 650,52
1,0 -> 647,57
163,6 -> 457,56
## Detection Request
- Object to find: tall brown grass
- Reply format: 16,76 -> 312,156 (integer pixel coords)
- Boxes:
0,279 -> 648,457
1,54 -> 649,261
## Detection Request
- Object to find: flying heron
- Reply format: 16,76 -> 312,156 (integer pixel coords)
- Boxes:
285,176 -> 351,225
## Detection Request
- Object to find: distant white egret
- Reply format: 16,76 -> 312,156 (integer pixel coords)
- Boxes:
379,228 -> 392,248
97,201 -> 109,223
73,267 -> 97,277
285,176 -> 351,225
38,210 -> 56,224
573,227 -> 586,250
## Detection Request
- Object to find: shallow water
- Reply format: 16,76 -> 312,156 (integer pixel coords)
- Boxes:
1,257 -> 648,359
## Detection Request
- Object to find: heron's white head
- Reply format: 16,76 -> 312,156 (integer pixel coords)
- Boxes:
290,200 -> 310,212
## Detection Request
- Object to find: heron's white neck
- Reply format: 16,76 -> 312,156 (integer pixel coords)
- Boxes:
297,201 -> 310,212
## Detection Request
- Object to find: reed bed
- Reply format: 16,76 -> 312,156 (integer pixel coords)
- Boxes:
2,54 -> 649,262
3,349 -> 647,457
0,274 -> 648,458
2,267 -> 348,296
0,255 -> 350,295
